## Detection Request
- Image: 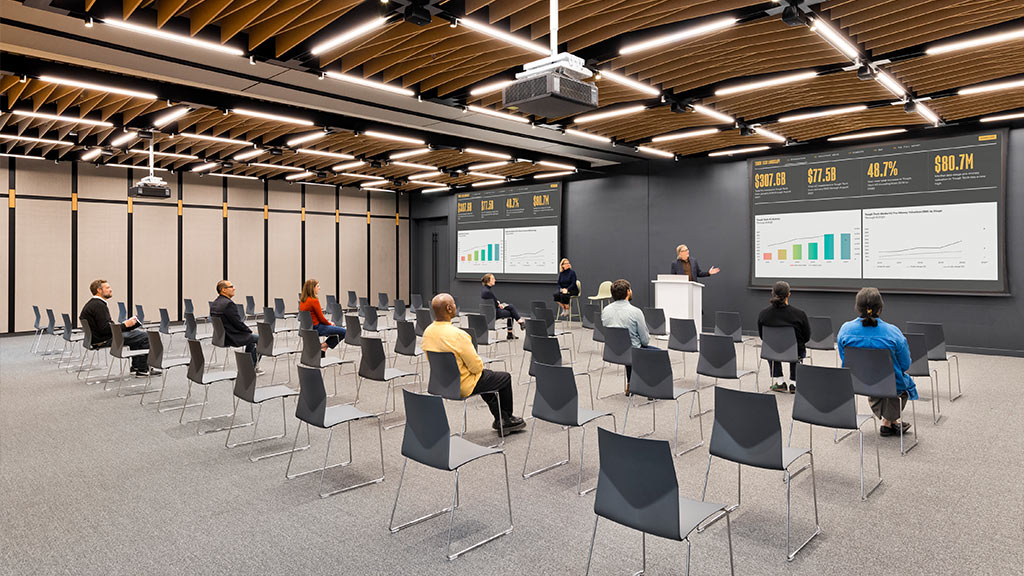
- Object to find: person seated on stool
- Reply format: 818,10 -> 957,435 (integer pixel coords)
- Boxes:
670,244 -> 720,279
299,279 -> 345,352
837,287 -> 917,437
552,257 -> 579,319
79,279 -> 151,376
757,281 -> 810,394
481,273 -> 525,340
600,279 -> 658,388
422,293 -> 526,435
210,280 -> 261,371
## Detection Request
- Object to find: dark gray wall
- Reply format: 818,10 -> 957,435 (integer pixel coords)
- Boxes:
411,127 -> 1024,355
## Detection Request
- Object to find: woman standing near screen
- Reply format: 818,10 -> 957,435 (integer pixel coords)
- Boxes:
553,258 -> 579,319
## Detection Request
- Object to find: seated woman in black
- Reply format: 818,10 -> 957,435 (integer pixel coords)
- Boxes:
757,281 -> 810,393
552,258 -> 579,319
481,273 -> 524,339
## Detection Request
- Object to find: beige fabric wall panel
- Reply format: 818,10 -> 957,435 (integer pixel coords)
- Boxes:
370,218 -> 397,301
229,178 -> 264,209
183,172 -> 221,207
181,207 -> 222,314
268,212 -> 301,311
14,200 -> 71,331
227,209 -> 264,309
269,179 -> 300,210
79,163 -> 128,201
338,215 -> 367,298
132,204 -> 178,317
399,220 -> 410,302
305,184 -> 335,212
19,161 -> 71,198
369,190 -> 395,215
78,202 -> 128,315
304,214 -> 336,298
339,187 -> 363,213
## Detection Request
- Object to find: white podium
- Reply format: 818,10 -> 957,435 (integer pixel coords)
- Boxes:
652,275 -> 704,335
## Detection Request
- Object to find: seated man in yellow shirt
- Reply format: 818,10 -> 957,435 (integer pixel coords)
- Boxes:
422,293 -> 525,434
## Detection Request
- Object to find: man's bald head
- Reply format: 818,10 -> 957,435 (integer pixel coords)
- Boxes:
431,293 -> 456,322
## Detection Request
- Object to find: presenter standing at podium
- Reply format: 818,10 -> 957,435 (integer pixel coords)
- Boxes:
670,244 -> 720,280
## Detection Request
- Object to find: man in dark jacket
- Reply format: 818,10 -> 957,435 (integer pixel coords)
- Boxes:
670,244 -> 720,279
79,279 -> 150,375
210,279 -> 260,367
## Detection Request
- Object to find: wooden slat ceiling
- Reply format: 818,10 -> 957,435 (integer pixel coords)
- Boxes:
929,91 -> 1024,122
888,43 -> 1024,95
767,105 -> 929,142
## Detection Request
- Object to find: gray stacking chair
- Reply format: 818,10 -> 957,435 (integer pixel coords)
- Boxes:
392,299 -> 408,325
378,292 -> 392,311
714,311 -> 755,367
183,311 -> 211,357
244,295 -> 257,321
361,305 -> 395,342
107,323 -> 150,396
642,307 -> 668,343
844,347 -> 919,455
426,351 -> 505,441
31,305 -> 44,353
274,297 -> 295,326
76,321 -> 109,383
701,386 -> 821,561
756,325 -> 801,391
57,313 -> 84,369
345,290 -> 358,311
358,336 -> 419,429
578,303 -> 598,353
342,314 -> 362,361
518,318 -> 563,383
790,364 -> 881,500
389,390 -> 513,560
158,308 -> 186,349
392,319 -> 424,373
466,312 -> 511,359
264,306 -> 298,341
905,321 -> 962,401
521,335 -> 594,417
806,316 -> 837,365
695,333 -> 756,391
414,308 -> 432,337
522,363 -> 615,495
256,321 -> 300,385
299,328 -> 355,398
328,300 -> 345,325
141,330 -> 192,412
285,366 -> 384,498
905,332 -> 941,424
41,309 -> 62,356
225,351 -> 306,462
410,293 -> 423,313
135,304 -> 157,329
585,311 -> 607,372
460,326 -> 508,374
478,302 -> 499,342
180,339 -> 245,435
624,347 -> 704,457
357,297 -> 370,317
324,294 -> 337,315
183,298 -> 207,324
117,301 -> 128,324
298,309 -> 314,331
667,318 -> 699,378
534,306 -> 575,360
595,326 -> 631,400
586,427 -> 735,576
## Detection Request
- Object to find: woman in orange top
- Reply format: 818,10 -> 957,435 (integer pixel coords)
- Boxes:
298,279 -> 346,349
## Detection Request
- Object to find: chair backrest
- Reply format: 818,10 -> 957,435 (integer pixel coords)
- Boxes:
158,308 -> 172,335
581,303 -> 598,330
642,307 -> 667,336
667,318 -> 698,353
135,304 -> 145,324
357,297 -> 369,317
361,305 -> 381,331
415,309 -> 432,337
358,336 -> 388,381
184,312 -> 199,340
479,302 -> 496,328
807,316 -> 835,349
696,333 -> 738,379
255,322 -> 275,356
183,298 -> 195,315
61,313 -> 74,341
791,364 -> 858,430
109,322 -> 126,357
395,320 -> 418,356
593,281 -> 612,299
329,301 -> 344,325
460,327 -> 479,350
236,303 -> 245,320
594,427 -> 682,541
592,311 -> 605,343
410,293 -> 423,312
295,365 -> 328,428
904,332 -> 931,377
400,389 -> 452,470
466,313 -> 490,346
117,302 -> 128,324
232,350 -> 258,403
426,351 -> 462,400
145,330 -> 164,369
905,321 -> 948,360
186,339 -> 206,384
378,292 -> 390,310
393,299 -> 407,322
244,295 -> 255,316
346,291 -> 358,309
628,347 -> 674,400
709,386 -> 784,470
80,318 -> 96,348
344,314 -> 361,346
602,326 -> 632,367
532,363 -> 581,426
760,325 -> 799,363
298,309 -> 314,331
324,294 -> 337,311
263,307 -> 277,330
523,318 -> 547,353
529,336 -> 564,376
274,297 -> 287,317
45,308 -> 56,334
535,307 -> 557,336
298,329 -> 322,368
210,315 -> 227,348
32,306 -> 41,330
714,311 -> 743,343
843,347 -> 898,399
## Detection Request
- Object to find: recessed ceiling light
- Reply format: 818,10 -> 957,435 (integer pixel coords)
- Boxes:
11,110 -> 113,127
101,18 -> 245,56
38,75 -> 158,100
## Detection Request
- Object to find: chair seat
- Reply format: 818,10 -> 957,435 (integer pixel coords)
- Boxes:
68,334 -> 84,342
480,355 -> 504,365
447,435 -> 501,470
274,326 -> 298,334
163,326 -> 187,334
157,357 -> 191,369
193,334 -> 212,341
383,367 -> 416,381
782,446 -> 811,469
115,349 -> 149,359
806,343 -> 836,351
321,357 -> 354,368
576,408 -> 613,427
267,347 -> 299,358
679,499 -> 728,538
252,385 -> 298,403
194,370 -> 237,384
322,403 -> 374,428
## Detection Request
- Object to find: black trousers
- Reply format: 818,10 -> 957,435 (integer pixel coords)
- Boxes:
472,369 -> 513,421
233,333 -> 260,365
495,305 -> 521,330
121,329 -> 149,371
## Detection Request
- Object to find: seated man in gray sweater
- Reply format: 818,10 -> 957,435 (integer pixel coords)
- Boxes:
600,279 -> 655,384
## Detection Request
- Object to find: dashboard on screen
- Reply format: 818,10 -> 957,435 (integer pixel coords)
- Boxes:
749,129 -> 1007,294
454,182 -> 562,282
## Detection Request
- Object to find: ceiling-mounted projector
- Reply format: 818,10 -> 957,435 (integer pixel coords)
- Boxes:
502,52 -> 598,119
129,174 -> 170,198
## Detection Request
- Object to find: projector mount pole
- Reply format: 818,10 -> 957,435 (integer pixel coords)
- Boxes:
549,0 -> 558,57
148,140 -> 155,178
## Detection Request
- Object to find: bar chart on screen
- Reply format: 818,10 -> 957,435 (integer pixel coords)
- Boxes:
457,228 -> 504,274
754,210 -> 862,279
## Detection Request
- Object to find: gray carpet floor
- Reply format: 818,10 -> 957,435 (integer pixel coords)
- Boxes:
2,326 -> 1022,576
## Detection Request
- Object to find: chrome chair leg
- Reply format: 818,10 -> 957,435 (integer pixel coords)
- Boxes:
445,452 -> 513,560
784,452 -> 821,561
521,419 -> 570,480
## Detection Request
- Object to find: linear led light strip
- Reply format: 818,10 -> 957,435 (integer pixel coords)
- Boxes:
311,17 -> 389,55
958,77 -> 1024,95
472,180 -> 503,188
619,17 -> 736,55
362,187 -> 395,193
469,80 -> 513,97
456,18 -> 549,56
127,149 -> 198,159
534,171 -> 573,180
285,171 -> 315,181
652,127 -> 719,143
233,108 -> 313,126
178,132 -> 252,146
980,111 -> 1024,122
467,171 -> 505,180
827,128 -> 907,141
778,104 -> 867,122
391,161 -> 438,171
337,172 -> 386,180
250,163 -> 305,172
708,145 -> 769,157
691,104 -> 734,124
10,110 -> 113,127
464,148 -> 511,160
191,162 -> 218,172
715,71 -> 817,96
323,71 -> 414,97
233,149 -> 263,161
81,148 -> 103,161
408,171 -> 444,180
210,173 -> 259,180
331,161 -> 365,171
636,146 -> 674,158
364,130 -> 424,145
808,16 -> 860,60
110,131 -> 137,147
871,69 -> 906,98
598,70 -> 660,96
914,102 -> 941,126
753,127 -> 787,143
389,148 -> 430,160
0,152 -> 48,160
926,26 -> 1024,55
286,132 -> 326,147
465,105 -> 530,123
38,75 -> 157,100
575,105 -> 646,124
536,160 -> 574,170
0,134 -> 74,146
468,161 -> 508,170
298,148 -> 354,160
421,187 -> 450,194
152,106 -> 189,128
564,129 -> 611,143
101,18 -> 244,56
107,163 -> 168,172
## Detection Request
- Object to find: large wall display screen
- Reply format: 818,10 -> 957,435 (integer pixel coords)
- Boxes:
454,182 -> 562,282
750,130 -> 1007,294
